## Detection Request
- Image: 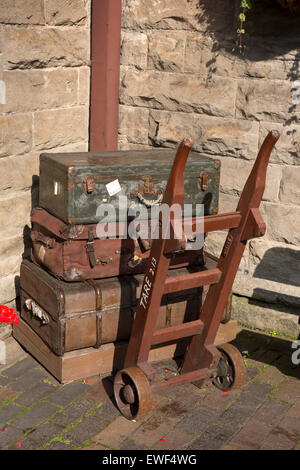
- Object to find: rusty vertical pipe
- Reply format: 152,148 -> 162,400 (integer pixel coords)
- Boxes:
89,0 -> 122,151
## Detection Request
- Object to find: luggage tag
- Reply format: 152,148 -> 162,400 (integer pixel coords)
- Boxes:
106,179 -> 122,197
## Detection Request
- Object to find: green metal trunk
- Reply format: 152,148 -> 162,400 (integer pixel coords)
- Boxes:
39,149 -> 220,225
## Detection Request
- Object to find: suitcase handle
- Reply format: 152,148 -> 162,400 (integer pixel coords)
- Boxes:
30,230 -> 56,249
136,192 -> 163,207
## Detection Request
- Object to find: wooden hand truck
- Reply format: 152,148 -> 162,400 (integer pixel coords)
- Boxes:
113,130 -> 280,420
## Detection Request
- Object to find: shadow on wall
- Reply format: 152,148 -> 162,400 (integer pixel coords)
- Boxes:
250,246 -> 300,316
14,175 -> 39,311
191,0 -> 300,59
253,246 -> 300,287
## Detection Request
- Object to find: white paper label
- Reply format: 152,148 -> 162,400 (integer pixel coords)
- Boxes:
106,179 -> 122,197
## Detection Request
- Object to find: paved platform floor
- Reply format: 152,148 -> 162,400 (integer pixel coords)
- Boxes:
0,328 -> 299,451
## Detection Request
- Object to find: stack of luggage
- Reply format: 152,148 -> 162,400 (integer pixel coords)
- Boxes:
15,148 -> 225,383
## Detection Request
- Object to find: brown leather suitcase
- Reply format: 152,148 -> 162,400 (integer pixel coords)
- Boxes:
20,259 -> 206,356
30,207 -> 204,281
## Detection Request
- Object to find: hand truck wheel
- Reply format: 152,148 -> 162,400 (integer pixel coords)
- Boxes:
113,366 -> 152,420
212,343 -> 246,392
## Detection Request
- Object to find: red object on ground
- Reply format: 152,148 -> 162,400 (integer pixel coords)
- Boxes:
0,305 -> 20,325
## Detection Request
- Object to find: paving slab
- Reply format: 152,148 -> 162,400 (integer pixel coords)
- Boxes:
0,424 -> 24,450
0,328 -> 298,451
8,421 -> 63,450
10,402 -> 59,430
46,381 -> 90,407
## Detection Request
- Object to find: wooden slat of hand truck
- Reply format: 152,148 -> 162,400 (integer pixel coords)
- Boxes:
113,130 -> 280,421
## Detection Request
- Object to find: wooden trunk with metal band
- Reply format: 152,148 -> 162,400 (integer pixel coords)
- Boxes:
38,149 -> 220,225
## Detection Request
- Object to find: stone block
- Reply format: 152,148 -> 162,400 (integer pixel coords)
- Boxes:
45,0 -> 88,26
232,238 -> 300,308
120,69 -> 236,117
249,239 -> 300,295
0,274 -> 19,305
0,337 -> 27,367
45,142 -> 89,153
231,296 -> 300,339
2,69 -> 78,113
119,105 -> 149,145
117,139 -> 152,151
184,33 -> 216,75
0,255 -> 22,280
120,31 -> 148,69
0,324 -> 11,341
148,30 -> 185,72
184,33 -> 300,82
218,192 -> 240,213
261,201 -> 300,245
3,26 -> 90,70
236,79 -> 299,124
33,106 -> 89,151
279,166 -> 300,205
0,191 -> 31,239
220,157 -> 281,202
0,0 -> 45,25
78,66 -> 90,106
0,153 -> 39,191
149,110 -> 259,159
204,231 -> 250,273
204,231 -> 227,259
259,122 -> 300,166
0,114 -> 32,157
122,0 -> 235,34
233,271 -> 300,310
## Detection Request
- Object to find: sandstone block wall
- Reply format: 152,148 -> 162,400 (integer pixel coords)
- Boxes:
0,0 -> 91,310
119,0 -> 300,336
0,0 -> 299,340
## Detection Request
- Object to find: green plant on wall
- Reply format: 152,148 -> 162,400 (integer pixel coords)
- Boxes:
236,0 -> 253,53
236,0 -> 300,52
